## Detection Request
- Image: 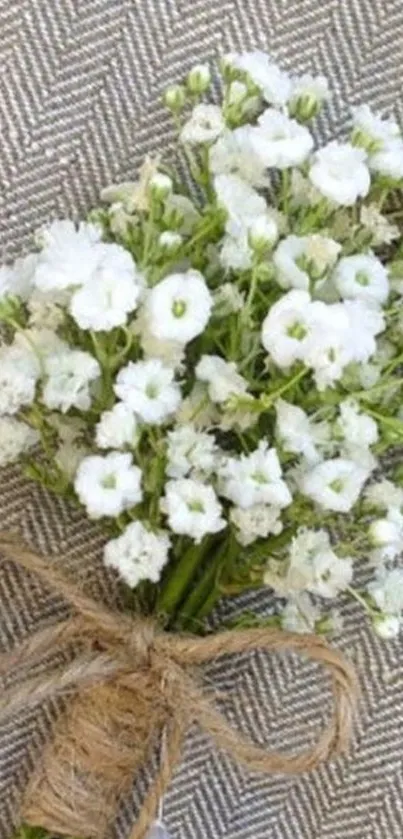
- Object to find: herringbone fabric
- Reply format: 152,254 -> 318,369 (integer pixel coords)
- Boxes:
1,2 -> 403,838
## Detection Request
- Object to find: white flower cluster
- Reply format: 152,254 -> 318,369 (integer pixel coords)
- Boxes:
1,50 -> 402,638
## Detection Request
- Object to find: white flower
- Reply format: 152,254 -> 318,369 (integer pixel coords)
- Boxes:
250,109 -> 314,169
230,503 -> 283,546
0,416 -> 39,467
96,403 -> 138,450
218,441 -> 292,509
373,614 -> 401,639
281,592 -> 321,633
0,345 -> 39,415
70,244 -> 142,331
0,253 -> 38,302
352,105 -> 401,148
360,205 -> 399,247
166,425 -> 217,479
219,231 -> 253,271
161,478 -> 226,543
145,271 -> 212,344
164,194 -> 201,234
261,289 -> 325,369
284,528 -> 353,598
195,354 -> 248,404
309,142 -> 370,206
248,214 -> 279,250
209,127 -> 269,187
34,220 -> 102,292
43,349 -> 100,413
369,507 -> 403,562
300,457 -> 370,513
342,299 -> 385,363
365,479 -> 403,512
180,104 -> 225,145
368,567 -> 403,615
104,522 -> 171,588
369,139 -> 403,181
288,74 -> 330,116
273,235 -> 341,291
214,173 -> 267,223
275,398 -> 329,464
352,105 -> 403,181
333,253 -> 389,306
149,172 -> 173,199
226,51 -> 292,106
337,399 -> 378,450
114,359 -> 181,424
74,451 -> 142,519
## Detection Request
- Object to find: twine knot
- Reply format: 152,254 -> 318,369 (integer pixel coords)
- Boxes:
0,533 -> 358,839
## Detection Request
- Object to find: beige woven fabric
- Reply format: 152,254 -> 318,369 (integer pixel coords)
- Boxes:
1,2 -> 403,837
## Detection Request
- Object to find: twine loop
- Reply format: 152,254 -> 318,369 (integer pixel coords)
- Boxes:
0,533 -> 358,839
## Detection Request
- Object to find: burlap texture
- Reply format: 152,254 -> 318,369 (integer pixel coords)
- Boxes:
1,2 -> 403,837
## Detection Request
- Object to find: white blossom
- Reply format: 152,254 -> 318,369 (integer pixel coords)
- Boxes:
70,244 -> 142,331
0,345 -> 39,415
114,359 -> 181,424
282,528 -> 353,598
261,289 -> 327,369
104,522 -> 171,588
300,457 -> 370,513
273,234 -> 341,291
195,354 -> 248,404
368,567 -> 403,616
333,253 -> 389,306
0,416 -> 39,467
213,283 -> 245,316
337,399 -> 378,450
218,442 -> 292,509
365,479 -> 403,512
0,253 -> 38,302
230,503 -> 283,546
288,74 -> 330,116
145,270 -> 212,344
275,398 -> 329,464
250,109 -> 314,169
214,173 -> 267,223
34,220 -> 102,292
309,142 -> 370,206
369,507 -> 403,563
161,478 -> 226,543
209,127 -> 269,187
360,204 -> 400,247
225,51 -> 292,106
96,402 -> 138,450
373,614 -> 401,639
281,592 -> 321,633
74,451 -> 142,519
180,104 -> 225,145
158,231 -> 183,252
352,105 -> 403,181
166,425 -> 218,478
43,349 -> 100,413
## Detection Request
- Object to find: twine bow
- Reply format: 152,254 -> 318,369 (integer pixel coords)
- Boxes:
0,533 -> 358,839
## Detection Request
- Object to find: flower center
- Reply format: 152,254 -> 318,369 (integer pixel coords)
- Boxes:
188,500 -> 205,513
251,470 -> 268,485
172,298 -> 187,318
355,271 -> 370,287
102,473 -> 117,490
287,320 -> 307,340
329,478 -> 344,493
146,382 -> 159,399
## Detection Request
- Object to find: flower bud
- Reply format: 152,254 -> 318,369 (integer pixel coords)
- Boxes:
163,84 -> 186,112
248,215 -> 278,252
288,75 -> 330,122
149,173 -> 173,200
373,613 -> 401,639
158,231 -> 183,252
228,80 -> 248,105
187,64 -> 211,94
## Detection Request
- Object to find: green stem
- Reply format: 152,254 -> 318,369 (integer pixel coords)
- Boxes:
156,538 -> 210,617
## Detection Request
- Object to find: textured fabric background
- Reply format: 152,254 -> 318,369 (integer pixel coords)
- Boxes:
1,2 -> 403,838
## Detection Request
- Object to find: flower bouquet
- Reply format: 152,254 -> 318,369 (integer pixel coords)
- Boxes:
2,49 -> 403,839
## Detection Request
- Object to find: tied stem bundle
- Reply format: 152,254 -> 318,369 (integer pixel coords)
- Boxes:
0,533 -> 357,839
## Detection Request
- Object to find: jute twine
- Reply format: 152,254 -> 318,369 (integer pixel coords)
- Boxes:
0,532 -> 358,839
